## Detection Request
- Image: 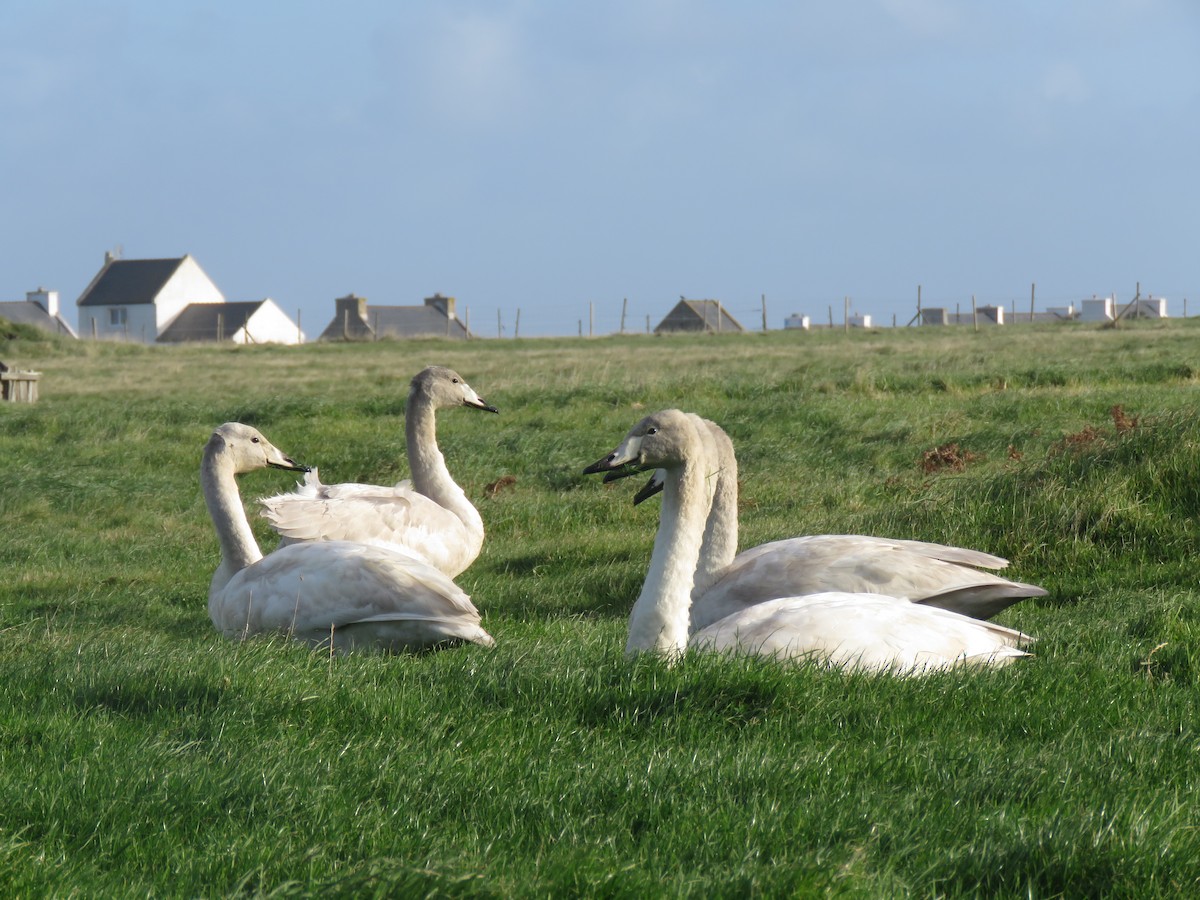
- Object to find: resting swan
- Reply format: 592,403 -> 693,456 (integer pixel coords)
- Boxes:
204,422 -> 494,652
613,415 -> 1046,631
585,410 -> 1031,674
260,366 -> 498,577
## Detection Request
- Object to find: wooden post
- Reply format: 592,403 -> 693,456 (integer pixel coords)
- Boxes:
843,296 -> 849,332
1030,282 -> 1036,322
217,312 -> 224,343
716,300 -> 722,333
497,309 -> 502,339
91,317 -> 97,339
373,311 -> 379,340
972,295 -> 978,332
342,309 -> 349,339
297,309 -> 303,344
620,297 -> 627,334
761,294 -> 767,332
646,314 -> 650,334
515,308 -> 521,339
828,305 -> 833,328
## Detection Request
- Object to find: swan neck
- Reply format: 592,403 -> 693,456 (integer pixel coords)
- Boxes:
695,453 -> 739,595
201,439 -> 263,592
405,390 -> 484,544
626,456 -> 707,658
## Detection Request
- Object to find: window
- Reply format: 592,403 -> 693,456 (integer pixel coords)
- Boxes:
109,307 -> 127,326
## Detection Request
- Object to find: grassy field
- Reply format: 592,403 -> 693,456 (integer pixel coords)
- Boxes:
2,319 -> 1199,896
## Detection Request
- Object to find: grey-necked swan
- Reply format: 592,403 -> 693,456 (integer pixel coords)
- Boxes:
585,410 -> 1031,674
204,422 -> 494,652
613,415 -> 1046,632
260,366 -> 498,577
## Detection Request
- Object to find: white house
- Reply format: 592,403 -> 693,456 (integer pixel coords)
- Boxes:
74,253 -> 303,343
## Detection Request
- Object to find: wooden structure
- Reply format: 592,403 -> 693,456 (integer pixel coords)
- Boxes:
0,362 -> 40,403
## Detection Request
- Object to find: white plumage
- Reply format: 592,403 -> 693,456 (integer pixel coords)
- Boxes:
585,410 -> 1032,675
260,366 -> 498,577
203,422 -> 494,653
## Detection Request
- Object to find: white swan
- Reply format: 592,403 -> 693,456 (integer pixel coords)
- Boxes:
585,410 -> 1031,674
260,366 -> 498,577
612,416 -> 1046,632
204,422 -> 494,653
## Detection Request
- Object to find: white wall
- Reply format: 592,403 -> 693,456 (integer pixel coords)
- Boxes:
154,256 -> 225,332
80,304 -> 160,342
238,299 -> 306,344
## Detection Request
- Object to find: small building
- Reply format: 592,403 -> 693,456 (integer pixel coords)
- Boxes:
1045,304 -> 1076,320
784,313 -> 811,330
977,305 -> 1004,325
849,313 -> 873,328
1080,297 -> 1115,322
0,288 -> 78,337
318,293 -> 471,341
1133,297 -> 1168,318
920,307 -> 949,326
156,299 -> 305,344
654,298 -> 744,334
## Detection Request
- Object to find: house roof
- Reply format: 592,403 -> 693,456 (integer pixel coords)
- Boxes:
157,301 -> 263,343
655,299 -> 744,333
319,304 -> 470,341
77,257 -> 187,307
0,300 -> 78,337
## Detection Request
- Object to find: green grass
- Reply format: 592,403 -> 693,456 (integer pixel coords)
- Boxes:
2,321 -> 1200,896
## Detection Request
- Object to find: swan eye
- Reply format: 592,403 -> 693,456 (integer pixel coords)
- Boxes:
452,377 -> 460,384
251,437 -> 260,444
646,427 -> 658,435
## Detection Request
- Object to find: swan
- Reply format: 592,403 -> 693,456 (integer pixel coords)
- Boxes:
204,422 -> 494,652
610,416 -> 1046,631
584,410 -> 1031,674
260,366 -> 498,577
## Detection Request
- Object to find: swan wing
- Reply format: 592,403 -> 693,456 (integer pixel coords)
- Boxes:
690,592 -> 1031,675
210,541 -> 492,651
690,535 -> 1047,631
259,482 -> 473,576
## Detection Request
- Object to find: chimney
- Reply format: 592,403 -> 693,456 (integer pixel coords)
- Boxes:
27,287 -> 60,317
335,294 -> 368,322
424,293 -> 456,319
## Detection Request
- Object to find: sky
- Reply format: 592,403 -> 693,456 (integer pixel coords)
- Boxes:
2,0 -> 1197,337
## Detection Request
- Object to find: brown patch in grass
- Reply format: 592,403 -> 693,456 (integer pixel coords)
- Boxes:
1110,404 -> 1140,432
484,475 -> 517,497
921,442 -> 981,474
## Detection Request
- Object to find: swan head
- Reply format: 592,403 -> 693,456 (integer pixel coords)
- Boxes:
583,409 -> 698,477
207,422 -> 309,475
412,366 -> 499,414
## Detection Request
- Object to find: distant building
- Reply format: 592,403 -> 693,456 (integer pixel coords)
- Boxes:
1080,296 -> 1115,322
0,288 -> 78,337
784,313 -> 811,330
654,298 -> 744,334
157,299 -> 305,344
74,252 -> 302,343
318,293 -> 471,341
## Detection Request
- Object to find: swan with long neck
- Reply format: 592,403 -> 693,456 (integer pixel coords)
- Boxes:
205,422 -> 493,652
585,411 -> 1032,674
260,366 -> 498,577
618,418 -> 1046,631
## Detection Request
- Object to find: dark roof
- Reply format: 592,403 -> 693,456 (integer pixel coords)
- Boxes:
157,302 -> 263,343
77,258 -> 187,307
319,304 -> 470,341
0,301 -> 77,336
654,299 -> 744,334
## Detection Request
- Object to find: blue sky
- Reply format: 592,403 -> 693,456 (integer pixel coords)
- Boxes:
3,0 -> 1197,336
